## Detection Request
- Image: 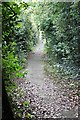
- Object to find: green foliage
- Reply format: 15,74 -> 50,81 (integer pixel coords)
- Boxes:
5,81 -> 17,93
2,2 -> 38,80
2,42 -> 23,80
34,2 -> 80,79
2,1 -> 80,119
23,101 -> 29,107
27,113 -> 32,119
2,2 -> 39,119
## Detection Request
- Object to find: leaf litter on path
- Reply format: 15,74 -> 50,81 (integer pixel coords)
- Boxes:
13,31 -> 78,119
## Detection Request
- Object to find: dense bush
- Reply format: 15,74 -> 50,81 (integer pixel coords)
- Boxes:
2,2 -> 38,80
2,2 -> 39,119
33,2 -> 80,79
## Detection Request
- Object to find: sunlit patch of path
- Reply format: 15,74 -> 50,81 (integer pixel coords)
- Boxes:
25,30 -> 78,118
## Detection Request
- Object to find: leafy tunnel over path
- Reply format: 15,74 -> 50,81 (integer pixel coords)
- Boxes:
14,30 -> 78,119
2,1 -> 79,119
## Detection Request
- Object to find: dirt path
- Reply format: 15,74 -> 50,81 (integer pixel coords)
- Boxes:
16,31 -> 78,119
15,32 -> 78,120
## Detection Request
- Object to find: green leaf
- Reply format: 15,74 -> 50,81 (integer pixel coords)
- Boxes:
23,101 -> 29,107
